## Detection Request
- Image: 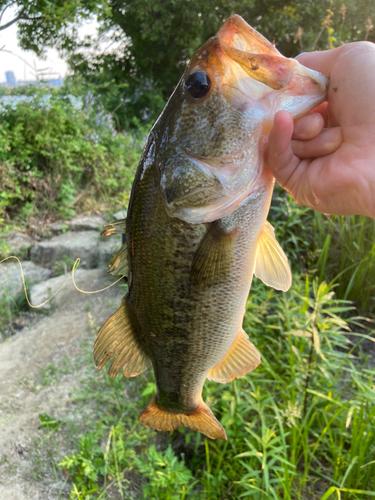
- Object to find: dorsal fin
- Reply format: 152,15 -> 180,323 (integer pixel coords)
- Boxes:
108,244 -> 128,277
101,218 -> 126,236
94,298 -> 150,378
139,397 -> 227,440
254,221 -> 292,292
207,330 -> 260,383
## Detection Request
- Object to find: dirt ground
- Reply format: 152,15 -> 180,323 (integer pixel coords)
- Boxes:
0,269 -> 122,500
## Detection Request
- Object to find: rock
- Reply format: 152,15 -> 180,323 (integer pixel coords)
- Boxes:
113,210 -> 127,221
29,268 -> 109,310
30,231 -> 121,269
45,215 -> 105,235
46,221 -> 70,235
0,261 -> 51,301
0,232 -> 36,258
69,215 -> 105,231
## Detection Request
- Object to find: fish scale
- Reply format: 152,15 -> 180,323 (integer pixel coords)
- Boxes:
94,14 -> 328,440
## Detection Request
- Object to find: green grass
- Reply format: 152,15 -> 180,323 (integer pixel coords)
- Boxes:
30,276 -> 374,500
0,287 -> 31,339
0,293 -> 16,337
270,188 -> 375,315
198,277 -> 375,499
3,154 -> 374,498
27,191 -> 375,499
313,213 -> 375,313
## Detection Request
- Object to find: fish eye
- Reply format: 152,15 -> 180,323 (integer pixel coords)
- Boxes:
185,71 -> 211,99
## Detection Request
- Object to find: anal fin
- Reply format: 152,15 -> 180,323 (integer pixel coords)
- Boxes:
94,298 -> 150,378
207,330 -> 260,384
139,397 -> 227,440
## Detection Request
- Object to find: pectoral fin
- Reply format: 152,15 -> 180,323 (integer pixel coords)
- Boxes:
207,330 -> 260,383
108,244 -> 128,277
139,397 -> 227,440
94,298 -> 151,378
190,222 -> 238,287
254,221 -> 292,292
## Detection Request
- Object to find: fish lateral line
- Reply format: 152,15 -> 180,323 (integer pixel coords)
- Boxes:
0,256 -> 124,309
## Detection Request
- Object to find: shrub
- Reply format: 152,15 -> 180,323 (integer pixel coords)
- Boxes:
0,87 -> 147,221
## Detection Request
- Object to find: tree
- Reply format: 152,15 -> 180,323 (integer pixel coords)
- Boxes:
2,0 -> 374,127
0,1 -> 109,49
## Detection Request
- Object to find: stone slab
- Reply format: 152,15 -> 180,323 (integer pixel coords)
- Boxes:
0,232 -> 36,258
0,261 -> 51,301
113,210 -> 127,221
29,268 -> 109,310
69,215 -> 105,231
29,231 -> 121,269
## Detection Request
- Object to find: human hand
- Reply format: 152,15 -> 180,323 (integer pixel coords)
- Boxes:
265,42 -> 375,218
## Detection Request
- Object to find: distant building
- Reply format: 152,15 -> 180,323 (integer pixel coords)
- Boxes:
0,72 -> 64,88
5,71 -> 16,86
47,77 -> 64,87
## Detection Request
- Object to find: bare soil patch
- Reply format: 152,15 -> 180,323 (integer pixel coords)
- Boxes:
0,270 -> 122,499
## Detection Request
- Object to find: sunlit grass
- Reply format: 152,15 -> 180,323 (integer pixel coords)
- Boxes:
313,213 -> 375,313
43,276 -> 375,499
198,277 -> 375,499
24,191 -> 375,499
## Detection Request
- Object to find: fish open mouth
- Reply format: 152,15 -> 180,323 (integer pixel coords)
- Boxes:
215,15 -> 328,99
159,15 -> 328,225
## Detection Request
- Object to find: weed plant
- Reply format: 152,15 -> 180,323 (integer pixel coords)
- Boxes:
0,292 -> 16,338
0,288 -> 30,339
269,188 -> 315,271
270,187 -> 375,314
199,278 -> 375,499
313,213 -> 375,313
0,86 -> 146,223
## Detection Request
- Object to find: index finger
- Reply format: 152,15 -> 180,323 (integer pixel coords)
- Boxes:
296,47 -> 346,78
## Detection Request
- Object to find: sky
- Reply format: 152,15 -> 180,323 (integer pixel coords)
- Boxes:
0,7 -> 97,83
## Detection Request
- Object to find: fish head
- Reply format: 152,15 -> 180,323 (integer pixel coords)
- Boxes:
153,15 -> 328,223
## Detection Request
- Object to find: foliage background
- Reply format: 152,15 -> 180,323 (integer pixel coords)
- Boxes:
0,1 -> 375,499
2,0 -> 374,128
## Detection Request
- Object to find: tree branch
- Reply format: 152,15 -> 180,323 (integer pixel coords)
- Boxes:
0,48 -> 38,76
0,6 -> 26,32
22,14 -> 44,22
0,1 -> 17,26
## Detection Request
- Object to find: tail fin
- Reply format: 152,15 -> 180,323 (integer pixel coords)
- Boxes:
139,397 -> 227,440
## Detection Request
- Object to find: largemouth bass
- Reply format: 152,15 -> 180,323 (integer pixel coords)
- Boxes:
95,15 -> 328,440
